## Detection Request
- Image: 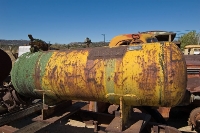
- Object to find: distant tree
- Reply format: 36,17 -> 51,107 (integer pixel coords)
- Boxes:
84,37 -> 92,47
179,31 -> 200,49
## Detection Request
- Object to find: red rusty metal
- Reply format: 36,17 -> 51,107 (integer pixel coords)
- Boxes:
88,101 -> 110,113
189,107 -> 200,131
187,78 -> 200,93
157,107 -> 171,120
108,104 -> 119,114
185,55 -> 200,93
151,125 -> 181,133
185,55 -> 200,67
0,125 -> 18,133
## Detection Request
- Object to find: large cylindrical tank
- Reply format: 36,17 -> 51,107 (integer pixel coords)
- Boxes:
11,42 -> 187,107
0,49 -> 12,82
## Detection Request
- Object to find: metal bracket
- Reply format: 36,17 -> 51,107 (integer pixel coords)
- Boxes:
105,97 -> 151,132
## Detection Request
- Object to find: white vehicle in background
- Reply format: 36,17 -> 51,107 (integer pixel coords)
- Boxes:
184,45 -> 200,55
18,46 -> 31,57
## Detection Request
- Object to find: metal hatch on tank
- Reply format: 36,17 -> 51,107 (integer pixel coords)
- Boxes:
11,42 -> 187,107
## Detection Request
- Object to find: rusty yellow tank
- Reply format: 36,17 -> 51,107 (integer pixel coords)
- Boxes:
11,42 -> 187,107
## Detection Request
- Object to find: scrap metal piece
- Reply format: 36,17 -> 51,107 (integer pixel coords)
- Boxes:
0,102 -> 43,126
105,110 -> 151,132
0,125 -> 18,133
185,55 -> 200,94
15,102 -> 87,133
151,124 -> 181,133
189,107 -> 200,131
28,34 -> 49,53
105,97 -> 151,133
108,104 -> 119,114
41,100 -> 72,120
109,33 -> 158,47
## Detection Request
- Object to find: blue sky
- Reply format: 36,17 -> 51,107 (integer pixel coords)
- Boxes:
0,0 -> 200,44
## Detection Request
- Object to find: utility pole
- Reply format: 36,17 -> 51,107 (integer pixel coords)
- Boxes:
101,34 -> 105,44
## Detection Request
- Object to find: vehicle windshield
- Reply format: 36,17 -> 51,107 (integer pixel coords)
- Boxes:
194,49 -> 200,55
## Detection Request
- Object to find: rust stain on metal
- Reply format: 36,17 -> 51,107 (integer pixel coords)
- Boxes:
135,47 -> 159,105
139,63 -> 158,90
163,43 -> 187,106
84,59 -> 105,100
113,58 -> 123,86
87,46 -> 126,60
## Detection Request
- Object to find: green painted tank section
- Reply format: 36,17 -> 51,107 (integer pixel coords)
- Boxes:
12,52 -> 53,98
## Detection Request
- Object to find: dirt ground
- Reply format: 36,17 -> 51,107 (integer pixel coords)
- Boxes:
1,105 -> 199,133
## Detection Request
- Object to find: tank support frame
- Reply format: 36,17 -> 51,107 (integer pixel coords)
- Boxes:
105,97 -> 151,132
